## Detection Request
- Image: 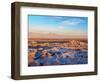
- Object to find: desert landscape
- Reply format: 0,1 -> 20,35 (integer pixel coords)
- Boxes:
28,15 -> 88,66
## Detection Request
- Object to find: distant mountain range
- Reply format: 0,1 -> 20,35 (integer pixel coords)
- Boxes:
29,32 -> 87,39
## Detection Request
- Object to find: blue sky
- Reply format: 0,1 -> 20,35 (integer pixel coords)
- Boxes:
28,15 -> 88,38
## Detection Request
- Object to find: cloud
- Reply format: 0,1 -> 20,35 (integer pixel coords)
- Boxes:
62,20 -> 79,26
53,16 -> 63,19
58,26 -> 64,29
61,17 -> 87,26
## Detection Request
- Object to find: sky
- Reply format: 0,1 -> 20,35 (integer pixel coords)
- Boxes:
28,15 -> 88,39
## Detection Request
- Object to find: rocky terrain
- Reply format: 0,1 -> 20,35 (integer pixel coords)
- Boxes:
28,39 -> 88,66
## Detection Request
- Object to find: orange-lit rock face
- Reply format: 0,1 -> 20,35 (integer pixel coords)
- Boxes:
66,40 -> 87,50
28,51 -> 36,63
